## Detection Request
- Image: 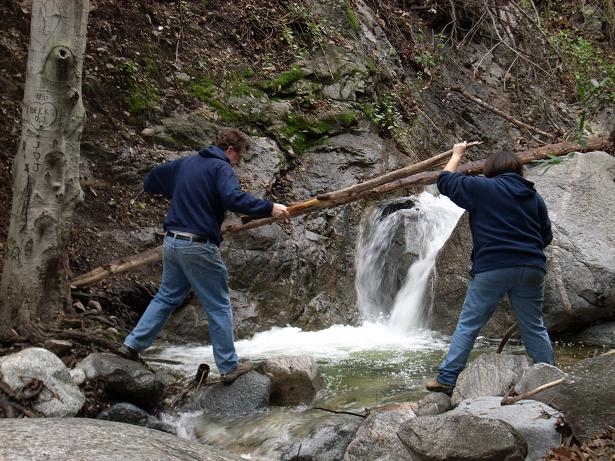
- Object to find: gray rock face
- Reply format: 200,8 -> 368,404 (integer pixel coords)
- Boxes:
397,414 -> 528,461
258,355 -> 325,406
194,371 -> 271,416
76,352 -> 166,409
534,151 -> 615,332
0,347 -> 84,417
547,353 -> 615,441
343,403 -> 416,461
0,418 -> 244,461
454,396 -> 563,461
452,353 -> 533,406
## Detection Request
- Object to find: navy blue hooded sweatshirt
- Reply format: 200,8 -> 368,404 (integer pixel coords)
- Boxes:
437,171 -> 552,275
144,145 -> 273,246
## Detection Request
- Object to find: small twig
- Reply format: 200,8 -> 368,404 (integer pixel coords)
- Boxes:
501,378 -> 564,405
496,322 -> 518,354
175,0 -> 184,66
313,406 -> 369,418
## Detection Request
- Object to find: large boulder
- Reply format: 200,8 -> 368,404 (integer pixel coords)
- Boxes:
0,418 -> 244,461
397,413 -> 528,461
0,347 -> 84,417
547,352 -> 615,441
535,151 -> 615,332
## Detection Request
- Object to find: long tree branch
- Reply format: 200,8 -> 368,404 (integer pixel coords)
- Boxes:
70,134 -> 612,288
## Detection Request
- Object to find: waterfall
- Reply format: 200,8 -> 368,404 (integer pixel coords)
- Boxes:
355,191 -> 464,332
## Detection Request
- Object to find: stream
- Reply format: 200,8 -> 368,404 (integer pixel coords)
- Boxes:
144,191 -> 599,460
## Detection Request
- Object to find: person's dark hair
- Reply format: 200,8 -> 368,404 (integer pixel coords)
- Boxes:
214,128 -> 252,152
483,150 -> 524,178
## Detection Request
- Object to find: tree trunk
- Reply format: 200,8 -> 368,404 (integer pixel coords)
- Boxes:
0,0 -> 89,334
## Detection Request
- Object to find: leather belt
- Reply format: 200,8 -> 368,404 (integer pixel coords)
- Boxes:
166,231 -> 209,243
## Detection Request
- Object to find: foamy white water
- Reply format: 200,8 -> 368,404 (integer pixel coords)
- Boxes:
148,322 -> 447,374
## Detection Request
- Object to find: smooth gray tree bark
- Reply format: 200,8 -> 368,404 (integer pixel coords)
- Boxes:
0,0 -> 89,334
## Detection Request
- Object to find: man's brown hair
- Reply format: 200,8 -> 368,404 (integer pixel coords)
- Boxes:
483,150 -> 524,178
214,128 -> 252,152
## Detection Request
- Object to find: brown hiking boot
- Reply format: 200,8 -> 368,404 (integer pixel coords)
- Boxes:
221,361 -> 253,384
425,379 -> 453,396
118,344 -> 141,361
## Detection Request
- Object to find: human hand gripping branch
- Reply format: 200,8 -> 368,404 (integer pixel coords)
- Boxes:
271,203 -> 290,219
443,141 -> 468,172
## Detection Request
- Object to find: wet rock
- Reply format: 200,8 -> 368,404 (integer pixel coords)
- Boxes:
454,396 -> 562,461
258,355 -> 325,406
0,418 -> 244,461
451,353 -> 533,406
194,371 -> 271,416
282,419 -> 361,461
565,320 -> 615,347
97,402 -> 176,434
0,347 -> 84,417
397,413 -> 528,461
76,353 -> 166,409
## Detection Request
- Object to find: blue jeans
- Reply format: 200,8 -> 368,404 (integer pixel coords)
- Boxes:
125,235 -> 238,374
437,266 -> 554,387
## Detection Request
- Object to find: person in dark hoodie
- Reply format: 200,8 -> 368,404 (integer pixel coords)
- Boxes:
121,128 -> 289,384
426,141 -> 554,395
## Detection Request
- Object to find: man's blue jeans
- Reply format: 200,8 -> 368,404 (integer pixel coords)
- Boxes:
437,266 -> 555,387
125,235 -> 238,374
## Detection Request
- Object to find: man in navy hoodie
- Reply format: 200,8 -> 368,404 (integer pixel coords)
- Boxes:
122,128 -> 289,384
426,142 -> 554,395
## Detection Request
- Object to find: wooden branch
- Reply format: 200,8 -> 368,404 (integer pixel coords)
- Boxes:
70,246 -> 162,288
70,134 -> 613,288
496,322 -> 518,354
450,86 -> 553,139
500,378 -> 564,405
316,141 -> 482,201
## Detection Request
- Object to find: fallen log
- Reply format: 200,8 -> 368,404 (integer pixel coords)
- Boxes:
70,134 -> 612,288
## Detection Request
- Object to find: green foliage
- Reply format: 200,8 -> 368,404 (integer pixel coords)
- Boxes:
258,66 -> 307,95
278,111 -> 357,154
362,92 -> 402,136
117,60 -> 160,115
344,1 -> 360,33
550,31 -> 615,139
412,33 -> 446,75
533,152 -> 576,174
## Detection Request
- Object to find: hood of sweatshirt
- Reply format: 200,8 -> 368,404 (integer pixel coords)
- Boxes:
197,145 -> 230,163
495,173 -> 536,198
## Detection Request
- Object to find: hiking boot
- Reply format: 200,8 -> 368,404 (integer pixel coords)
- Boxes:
220,361 -> 253,385
425,379 -> 453,396
118,344 -> 141,361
